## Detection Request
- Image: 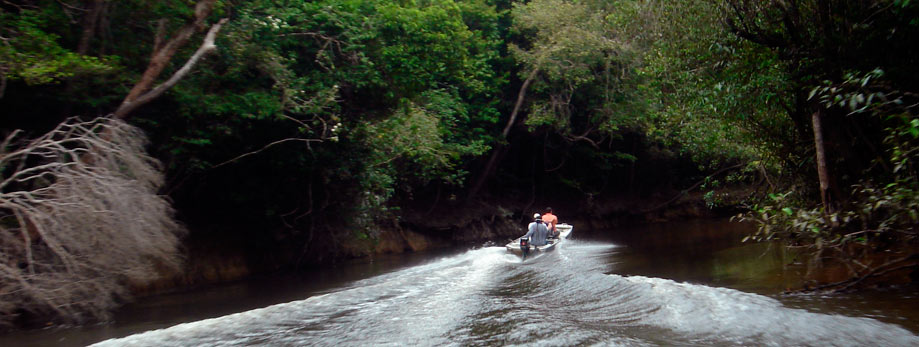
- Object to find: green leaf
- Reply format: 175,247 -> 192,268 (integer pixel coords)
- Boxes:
808,87 -> 818,100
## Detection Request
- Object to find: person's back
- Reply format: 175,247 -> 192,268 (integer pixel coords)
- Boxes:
526,215 -> 549,246
542,207 -> 558,238
543,210 -> 557,232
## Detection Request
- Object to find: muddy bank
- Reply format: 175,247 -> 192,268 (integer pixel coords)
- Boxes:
134,203 -> 528,297
142,183 -> 917,300
134,188 -> 733,299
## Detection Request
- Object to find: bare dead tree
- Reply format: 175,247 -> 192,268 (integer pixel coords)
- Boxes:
0,0 -> 230,328
0,117 -> 185,327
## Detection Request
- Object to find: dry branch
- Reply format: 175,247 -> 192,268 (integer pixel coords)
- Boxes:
0,117 -> 185,327
211,137 -> 322,169
797,254 -> 919,293
114,17 -> 228,119
119,0 -> 215,104
640,163 -> 745,213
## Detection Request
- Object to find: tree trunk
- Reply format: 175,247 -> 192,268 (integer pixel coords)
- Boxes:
116,0 -> 218,118
466,68 -> 539,201
114,0 -> 225,120
812,109 -> 833,214
628,136 -> 638,195
501,68 -> 539,137
77,0 -> 106,55
0,69 -> 6,99
61,0 -> 105,116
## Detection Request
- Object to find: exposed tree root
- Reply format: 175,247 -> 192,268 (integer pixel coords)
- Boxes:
795,253 -> 919,294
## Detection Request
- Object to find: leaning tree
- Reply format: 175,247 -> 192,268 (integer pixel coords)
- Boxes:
0,0 -> 227,327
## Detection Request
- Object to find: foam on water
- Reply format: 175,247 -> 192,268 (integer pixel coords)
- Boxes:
93,241 -> 919,347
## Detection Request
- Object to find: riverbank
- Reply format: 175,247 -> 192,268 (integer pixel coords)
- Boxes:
131,187 -> 733,298
144,182 -> 918,299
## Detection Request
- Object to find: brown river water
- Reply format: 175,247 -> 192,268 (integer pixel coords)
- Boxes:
2,218 -> 917,346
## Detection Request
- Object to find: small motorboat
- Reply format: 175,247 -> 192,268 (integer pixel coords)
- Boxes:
505,223 -> 573,259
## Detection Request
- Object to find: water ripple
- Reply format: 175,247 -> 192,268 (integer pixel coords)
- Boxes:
93,241 -> 919,347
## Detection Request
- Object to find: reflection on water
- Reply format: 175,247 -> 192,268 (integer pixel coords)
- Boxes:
584,219 -> 799,292
0,249 -> 467,347
3,219 -> 918,346
582,218 -> 919,333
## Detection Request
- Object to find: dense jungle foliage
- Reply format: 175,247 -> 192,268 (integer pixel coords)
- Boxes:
1,0 -> 918,326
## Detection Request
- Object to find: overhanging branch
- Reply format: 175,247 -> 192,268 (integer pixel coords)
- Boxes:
114,17 -> 228,119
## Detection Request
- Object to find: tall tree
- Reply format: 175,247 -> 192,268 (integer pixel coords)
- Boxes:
468,0 -> 641,200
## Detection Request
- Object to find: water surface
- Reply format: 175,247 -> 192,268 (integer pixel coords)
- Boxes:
4,219 -> 917,346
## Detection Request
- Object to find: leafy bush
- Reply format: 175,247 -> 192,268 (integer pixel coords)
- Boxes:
739,69 -> 919,254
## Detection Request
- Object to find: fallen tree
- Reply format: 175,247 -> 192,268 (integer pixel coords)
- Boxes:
0,117 -> 184,327
0,0 -> 228,328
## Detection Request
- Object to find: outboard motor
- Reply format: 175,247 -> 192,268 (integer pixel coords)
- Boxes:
520,238 -> 530,259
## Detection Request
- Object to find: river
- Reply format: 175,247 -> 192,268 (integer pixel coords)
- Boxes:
3,219 -> 918,346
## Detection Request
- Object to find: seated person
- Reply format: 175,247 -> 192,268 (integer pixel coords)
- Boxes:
542,207 -> 558,238
524,213 -> 549,246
